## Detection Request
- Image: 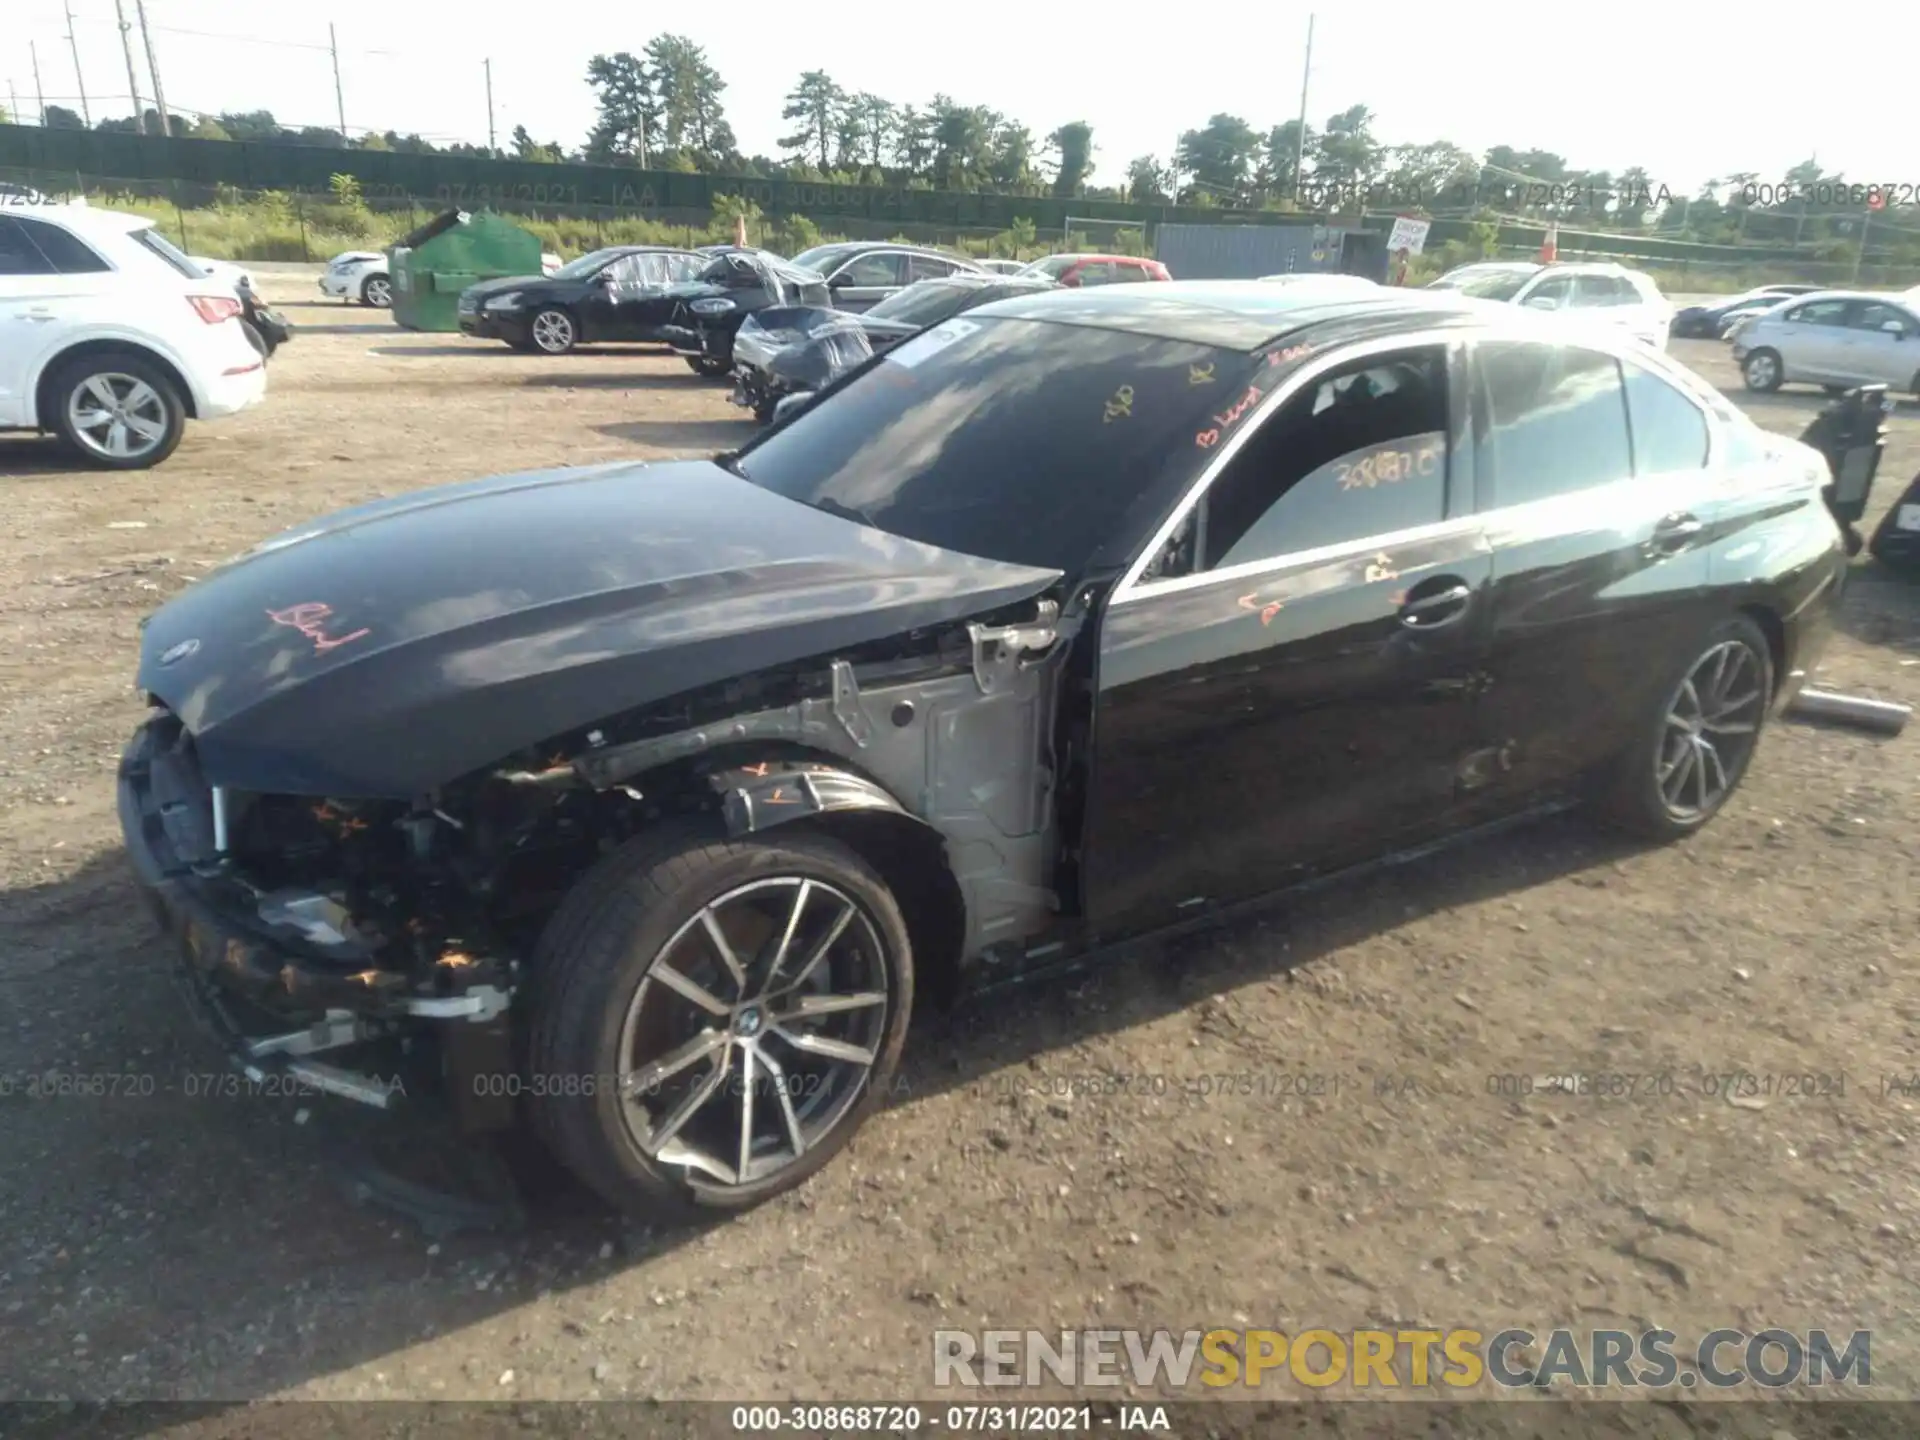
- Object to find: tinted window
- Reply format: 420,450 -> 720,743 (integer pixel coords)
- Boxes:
1193,347 -> 1450,571
1108,262 -> 1153,284
0,215 -> 54,275
1851,302 -> 1918,336
1478,341 -> 1632,506
1524,274 -> 1577,306
16,217 -> 109,274
906,253 -> 953,282
839,252 -> 905,286
1622,360 -> 1709,473
1073,261 -> 1119,287
1786,300 -> 1851,327
734,317 -> 1237,575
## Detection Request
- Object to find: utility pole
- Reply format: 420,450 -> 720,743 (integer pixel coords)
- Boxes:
7,82 -> 19,126
1292,13 -> 1315,204
64,0 -> 91,126
484,58 -> 496,156
30,42 -> 47,124
132,0 -> 170,136
1852,205 -> 1872,286
329,25 -> 348,141
111,0 -> 145,133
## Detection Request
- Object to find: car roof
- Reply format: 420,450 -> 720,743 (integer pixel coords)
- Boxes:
15,203 -> 151,236
968,280 -> 1495,351
1035,253 -> 1156,264
1764,288 -> 1915,307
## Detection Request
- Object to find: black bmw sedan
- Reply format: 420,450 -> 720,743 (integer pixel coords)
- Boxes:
457,245 -> 708,354
118,284 -> 1843,1217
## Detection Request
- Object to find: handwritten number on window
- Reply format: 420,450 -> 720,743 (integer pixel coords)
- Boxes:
1104,385 -> 1135,423
1336,439 -> 1441,492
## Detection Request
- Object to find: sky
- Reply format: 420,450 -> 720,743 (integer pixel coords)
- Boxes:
2,0 -> 1911,198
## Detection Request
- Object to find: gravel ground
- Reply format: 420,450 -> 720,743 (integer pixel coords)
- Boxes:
0,277 -> 1915,1426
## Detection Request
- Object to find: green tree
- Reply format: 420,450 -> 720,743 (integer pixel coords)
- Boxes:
215,110 -> 281,142
646,34 -> 734,165
187,114 -> 231,141
1258,119 -> 1313,200
511,124 -> 565,163
1380,140 -> 1476,209
851,93 -> 896,169
988,120 -> 1037,191
780,71 -> 844,170
1125,155 -> 1172,204
1311,105 -> 1381,189
584,52 -> 659,165
1047,120 -> 1094,198
1176,114 -> 1259,204
929,96 -> 995,190
44,104 -> 85,129
892,105 -> 933,175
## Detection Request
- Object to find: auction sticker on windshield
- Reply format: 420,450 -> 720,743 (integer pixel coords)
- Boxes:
888,318 -> 981,369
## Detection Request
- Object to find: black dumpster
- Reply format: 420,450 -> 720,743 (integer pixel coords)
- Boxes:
1867,471 -> 1920,576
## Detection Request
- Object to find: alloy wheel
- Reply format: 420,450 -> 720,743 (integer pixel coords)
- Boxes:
1655,640 -> 1764,822
65,373 -> 170,462
1744,352 -> 1778,389
616,876 -> 890,1189
532,311 -> 575,353
363,275 -> 392,307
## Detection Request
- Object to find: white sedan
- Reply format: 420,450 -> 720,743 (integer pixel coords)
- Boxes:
320,247 -> 563,308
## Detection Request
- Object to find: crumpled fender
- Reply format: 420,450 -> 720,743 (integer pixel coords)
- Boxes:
707,760 -> 914,837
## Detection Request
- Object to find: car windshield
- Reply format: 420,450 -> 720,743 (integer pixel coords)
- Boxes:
551,248 -> 629,280
1432,267 -> 1535,300
789,244 -> 856,274
865,281 -> 972,326
732,316 -> 1243,576
1020,255 -> 1077,279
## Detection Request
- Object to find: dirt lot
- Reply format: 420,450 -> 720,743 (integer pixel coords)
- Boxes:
1,274 -> 1916,1422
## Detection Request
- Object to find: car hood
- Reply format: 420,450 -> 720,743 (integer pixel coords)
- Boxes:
135,460 -> 1063,798
460,274 -> 552,302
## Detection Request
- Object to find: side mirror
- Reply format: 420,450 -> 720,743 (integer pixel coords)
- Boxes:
771,391 -> 817,426
1524,295 -> 1560,311
1882,320 -> 1907,337
589,270 -> 614,287
827,271 -> 852,288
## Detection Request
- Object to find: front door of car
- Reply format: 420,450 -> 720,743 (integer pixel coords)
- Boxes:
587,252 -> 674,341
827,253 -> 906,311
1839,300 -> 1920,388
1085,340 -> 1494,935
1777,298 -> 1857,382
0,214 -> 94,426
1463,339 -> 1720,804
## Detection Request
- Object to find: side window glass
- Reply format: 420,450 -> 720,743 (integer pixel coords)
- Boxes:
1571,275 -> 1620,308
906,254 -> 951,282
1622,360 -> 1710,473
605,254 -> 646,289
1193,345 -> 1450,572
1852,303 -> 1917,337
1788,300 -> 1850,327
16,218 -> 109,274
1076,261 -> 1118,287
1479,341 -> 1632,506
1525,275 -> 1576,307
0,216 -> 55,276
840,253 -> 905,287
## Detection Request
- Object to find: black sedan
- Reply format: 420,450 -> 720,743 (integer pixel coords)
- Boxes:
117,283 -> 1843,1217
457,245 -> 708,354
1669,285 -> 1819,339
729,273 -> 1054,421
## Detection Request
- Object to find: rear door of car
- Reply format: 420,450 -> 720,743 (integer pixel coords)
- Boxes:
827,251 -> 907,311
1464,336 -> 1718,804
0,215 -> 114,425
1087,335 -> 1493,932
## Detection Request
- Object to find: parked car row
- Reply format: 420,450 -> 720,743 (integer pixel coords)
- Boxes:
117,278 -> 1848,1217
1730,290 -> 1920,397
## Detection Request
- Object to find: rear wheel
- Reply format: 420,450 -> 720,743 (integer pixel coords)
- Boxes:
360,273 -> 392,308
1594,616 -> 1772,840
527,823 -> 913,1217
1742,349 -> 1783,393
47,352 -> 186,470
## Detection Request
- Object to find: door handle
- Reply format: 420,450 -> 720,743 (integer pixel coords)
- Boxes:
1398,578 -> 1472,629
1647,513 -> 1704,554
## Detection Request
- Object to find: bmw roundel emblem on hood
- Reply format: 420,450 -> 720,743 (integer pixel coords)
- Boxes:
158,638 -> 200,666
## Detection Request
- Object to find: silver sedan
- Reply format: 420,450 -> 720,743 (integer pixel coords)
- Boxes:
1731,290 -> 1920,396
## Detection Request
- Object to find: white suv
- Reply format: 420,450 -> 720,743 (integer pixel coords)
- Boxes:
1428,261 -> 1673,351
0,204 -> 267,469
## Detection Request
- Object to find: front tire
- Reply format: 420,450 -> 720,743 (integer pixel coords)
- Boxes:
529,308 -> 578,355
1594,616 -> 1773,841
686,354 -> 730,378
1742,348 -> 1783,393
47,352 -> 186,470
360,273 -> 392,308
527,822 -> 914,1217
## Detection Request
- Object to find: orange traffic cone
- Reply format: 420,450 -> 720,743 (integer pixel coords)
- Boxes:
734,214 -> 749,249
1539,222 -> 1558,263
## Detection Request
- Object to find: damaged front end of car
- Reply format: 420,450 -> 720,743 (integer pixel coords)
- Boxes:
120,589 -> 1074,1133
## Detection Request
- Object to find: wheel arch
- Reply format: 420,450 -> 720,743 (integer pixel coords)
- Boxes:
33,339 -> 200,425
1738,601 -> 1788,698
